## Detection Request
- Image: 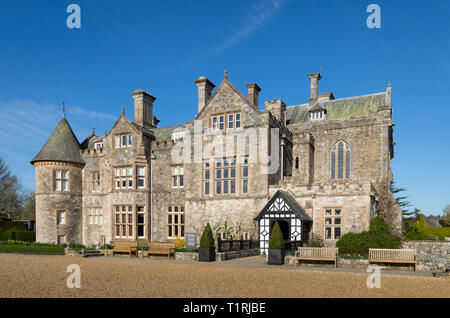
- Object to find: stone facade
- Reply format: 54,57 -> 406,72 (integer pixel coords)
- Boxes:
32,71 -> 401,248
402,241 -> 450,272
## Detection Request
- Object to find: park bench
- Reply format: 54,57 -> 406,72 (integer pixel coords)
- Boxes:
369,248 -> 417,271
107,241 -> 138,257
142,242 -> 176,260
295,247 -> 338,268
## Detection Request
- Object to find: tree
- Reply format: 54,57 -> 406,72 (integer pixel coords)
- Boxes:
21,192 -> 35,220
0,157 -> 23,219
390,181 -> 411,215
439,205 -> 450,227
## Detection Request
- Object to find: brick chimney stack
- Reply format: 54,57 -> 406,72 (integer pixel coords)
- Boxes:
308,72 -> 322,105
246,83 -> 261,108
131,89 -> 156,129
194,76 -> 216,114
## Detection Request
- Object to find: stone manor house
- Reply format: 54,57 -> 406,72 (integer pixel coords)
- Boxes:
31,71 -> 402,253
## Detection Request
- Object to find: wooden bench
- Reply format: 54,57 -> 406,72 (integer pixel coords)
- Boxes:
142,242 -> 176,260
296,247 -> 338,268
107,241 -> 138,257
369,248 -> 416,271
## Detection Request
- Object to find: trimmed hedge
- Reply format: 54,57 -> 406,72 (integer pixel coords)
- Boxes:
422,227 -> 450,240
0,244 -> 64,254
336,216 -> 401,256
269,222 -> 284,249
7,231 -> 36,242
200,223 -> 214,248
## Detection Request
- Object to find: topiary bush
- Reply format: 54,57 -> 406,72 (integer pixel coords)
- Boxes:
268,222 -> 284,250
200,223 -> 214,248
9,231 -> 36,242
336,216 -> 401,256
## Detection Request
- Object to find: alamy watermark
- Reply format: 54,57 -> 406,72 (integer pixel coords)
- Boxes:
66,264 -> 81,288
66,4 -> 81,29
366,4 -> 381,29
366,264 -> 381,288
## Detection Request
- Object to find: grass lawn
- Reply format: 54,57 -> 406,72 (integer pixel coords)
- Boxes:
0,244 -> 65,254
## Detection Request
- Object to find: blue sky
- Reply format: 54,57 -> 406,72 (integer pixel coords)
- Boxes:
0,0 -> 449,215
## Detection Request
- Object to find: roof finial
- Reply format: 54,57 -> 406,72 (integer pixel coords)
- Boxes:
121,105 -> 125,115
388,82 -> 391,88
224,70 -> 228,80
62,101 -> 66,118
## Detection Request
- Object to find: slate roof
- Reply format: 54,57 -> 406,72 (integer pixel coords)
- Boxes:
31,117 -> 85,165
254,190 -> 312,222
286,92 -> 387,125
151,125 -> 184,142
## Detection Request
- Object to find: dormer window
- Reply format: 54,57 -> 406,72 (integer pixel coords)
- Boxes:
171,131 -> 186,141
94,142 -> 103,150
310,110 -> 326,121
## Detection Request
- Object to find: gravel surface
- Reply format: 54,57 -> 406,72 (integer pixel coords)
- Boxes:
0,254 -> 449,298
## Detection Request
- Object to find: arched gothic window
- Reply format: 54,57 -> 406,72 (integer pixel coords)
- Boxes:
295,157 -> 299,169
331,141 -> 351,179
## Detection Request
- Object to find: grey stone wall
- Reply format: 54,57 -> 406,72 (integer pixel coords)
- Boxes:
402,241 -> 450,272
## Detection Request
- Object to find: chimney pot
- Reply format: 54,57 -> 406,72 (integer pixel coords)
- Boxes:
131,89 -> 156,129
246,83 -> 261,108
307,72 -> 322,105
194,76 -> 215,114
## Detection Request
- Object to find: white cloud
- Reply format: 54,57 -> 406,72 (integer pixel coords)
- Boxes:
215,0 -> 290,54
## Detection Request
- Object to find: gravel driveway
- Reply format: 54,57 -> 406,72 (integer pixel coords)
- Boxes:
0,254 -> 448,298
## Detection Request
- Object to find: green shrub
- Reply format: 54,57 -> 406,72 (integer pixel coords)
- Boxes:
423,227 -> 450,240
200,223 -> 215,248
8,231 -> 35,242
414,214 -> 427,232
268,222 -> 284,250
426,234 -> 439,241
336,217 -> 401,255
405,230 -> 428,240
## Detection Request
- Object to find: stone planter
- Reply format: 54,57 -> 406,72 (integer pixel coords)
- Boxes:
175,252 -> 199,261
268,249 -> 285,265
199,247 -> 215,262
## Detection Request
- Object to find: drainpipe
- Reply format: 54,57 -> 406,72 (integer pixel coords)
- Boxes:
149,153 -> 156,242
312,194 -> 316,235
280,139 -> 285,181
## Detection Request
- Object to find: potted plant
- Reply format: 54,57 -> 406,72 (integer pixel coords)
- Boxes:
199,223 -> 216,262
268,222 -> 285,265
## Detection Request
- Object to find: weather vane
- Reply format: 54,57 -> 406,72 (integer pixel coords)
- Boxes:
62,101 -> 66,118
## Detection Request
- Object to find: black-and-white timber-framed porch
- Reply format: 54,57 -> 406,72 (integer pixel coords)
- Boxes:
254,190 -> 313,254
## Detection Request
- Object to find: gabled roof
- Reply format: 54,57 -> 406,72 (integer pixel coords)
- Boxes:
286,92 -> 386,125
195,77 -> 259,120
254,190 -> 312,222
31,117 -> 85,165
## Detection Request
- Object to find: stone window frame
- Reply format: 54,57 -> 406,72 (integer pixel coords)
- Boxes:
88,207 -> 103,226
214,157 -> 237,196
114,134 -> 133,149
210,112 -> 241,131
166,205 -> 185,239
114,205 -> 134,239
57,235 -> 66,245
91,171 -> 100,192
54,169 -> 69,192
114,166 -> 133,190
295,157 -> 300,169
136,166 -> 146,189
136,205 -> 146,238
171,165 -> 184,189
330,140 -> 351,180
203,160 -> 211,196
57,210 -> 65,225
241,156 -> 249,194
323,208 -> 343,240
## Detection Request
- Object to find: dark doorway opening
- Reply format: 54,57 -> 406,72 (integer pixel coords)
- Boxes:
270,220 -> 290,242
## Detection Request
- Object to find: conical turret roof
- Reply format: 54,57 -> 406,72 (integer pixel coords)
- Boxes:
30,117 -> 85,165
